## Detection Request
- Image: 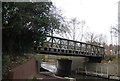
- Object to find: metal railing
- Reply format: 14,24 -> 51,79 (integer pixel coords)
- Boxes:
34,36 -> 105,57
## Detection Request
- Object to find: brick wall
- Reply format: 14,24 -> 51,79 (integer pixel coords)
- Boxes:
8,58 -> 38,79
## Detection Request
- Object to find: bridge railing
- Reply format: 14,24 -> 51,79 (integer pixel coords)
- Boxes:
35,36 -> 105,56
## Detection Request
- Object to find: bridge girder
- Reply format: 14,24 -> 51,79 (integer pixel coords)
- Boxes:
34,36 -> 105,62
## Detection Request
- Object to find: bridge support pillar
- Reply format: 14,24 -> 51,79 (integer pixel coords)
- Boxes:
56,59 -> 72,77
88,57 -> 102,63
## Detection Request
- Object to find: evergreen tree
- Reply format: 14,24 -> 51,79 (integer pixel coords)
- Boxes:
2,2 -> 63,54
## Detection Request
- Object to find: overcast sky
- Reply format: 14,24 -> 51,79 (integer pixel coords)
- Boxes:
52,0 -> 119,45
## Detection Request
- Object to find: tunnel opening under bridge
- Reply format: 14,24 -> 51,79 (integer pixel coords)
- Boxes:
88,57 -> 103,63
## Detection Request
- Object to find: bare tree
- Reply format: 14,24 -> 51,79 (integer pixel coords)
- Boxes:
68,18 -> 80,40
97,34 -> 107,45
79,20 -> 86,41
63,18 -> 87,41
51,6 -> 70,38
112,25 -> 119,37
54,19 -> 70,38
84,32 -> 98,43
54,17 -> 87,41
111,25 -> 119,45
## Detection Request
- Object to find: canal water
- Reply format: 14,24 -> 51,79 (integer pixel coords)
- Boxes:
41,62 -> 117,81
70,74 -> 113,81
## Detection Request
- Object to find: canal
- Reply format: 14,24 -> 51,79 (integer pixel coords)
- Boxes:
70,74 -> 116,81
38,54 -> 119,80
41,62 -> 117,81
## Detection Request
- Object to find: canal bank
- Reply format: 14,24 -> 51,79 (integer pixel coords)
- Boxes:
70,57 -> 120,80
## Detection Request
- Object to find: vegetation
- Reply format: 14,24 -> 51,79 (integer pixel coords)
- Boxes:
2,1 -> 119,80
2,2 -> 66,79
2,54 -> 30,79
2,2 -> 64,55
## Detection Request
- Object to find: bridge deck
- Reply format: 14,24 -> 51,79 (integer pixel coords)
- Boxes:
34,36 -> 105,58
